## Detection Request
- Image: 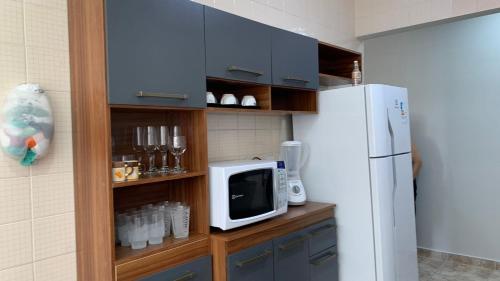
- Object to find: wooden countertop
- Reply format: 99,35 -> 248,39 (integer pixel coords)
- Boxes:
211,202 -> 335,253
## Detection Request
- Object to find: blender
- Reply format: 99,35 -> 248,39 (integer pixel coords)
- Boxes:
280,141 -> 307,205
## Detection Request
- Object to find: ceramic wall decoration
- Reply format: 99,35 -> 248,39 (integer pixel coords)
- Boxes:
0,84 -> 54,166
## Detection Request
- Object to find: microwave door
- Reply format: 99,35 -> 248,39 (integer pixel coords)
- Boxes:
229,169 -> 274,220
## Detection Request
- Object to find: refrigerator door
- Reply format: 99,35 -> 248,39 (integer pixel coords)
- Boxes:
369,154 -> 418,281
365,84 -> 411,157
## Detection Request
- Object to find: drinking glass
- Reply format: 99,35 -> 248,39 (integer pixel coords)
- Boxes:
143,126 -> 159,176
159,125 -> 170,174
171,204 -> 190,239
132,127 -> 145,176
168,126 -> 187,174
117,213 -> 131,247
129,213 -> 148,250
148,209 -> 165,245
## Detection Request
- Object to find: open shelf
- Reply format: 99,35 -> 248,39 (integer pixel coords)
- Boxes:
112,170 -> 207,188
114,233 -> 210,281
319,41 -> 362,80
271,86 -> 317,113
206,78 -> 271,111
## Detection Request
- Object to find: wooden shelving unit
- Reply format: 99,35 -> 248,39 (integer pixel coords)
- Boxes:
318,41 -> 362,87
112,171 -> 207,189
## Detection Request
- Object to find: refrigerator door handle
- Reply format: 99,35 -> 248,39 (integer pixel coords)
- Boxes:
387,109 -> 395,155
392,157 -> 398,227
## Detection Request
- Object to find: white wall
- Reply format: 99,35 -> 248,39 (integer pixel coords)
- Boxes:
364,12 -> 500,262
194,0 -> 361,50
356,0 -> 500,36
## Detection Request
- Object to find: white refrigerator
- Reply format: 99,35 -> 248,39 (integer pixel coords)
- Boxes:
293,84 -> 418,281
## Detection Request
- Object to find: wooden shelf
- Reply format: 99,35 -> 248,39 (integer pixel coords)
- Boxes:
112,170 -> 207,188
115,233 -> 210,281
319,73 -> 353,87
319,41 -> 362,79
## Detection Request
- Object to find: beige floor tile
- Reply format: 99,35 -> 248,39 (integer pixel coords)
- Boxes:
433,259 -> 493,281
0,42 -> 27,99
26,46 -> 70,92
0,264 -> 33,281
0,220 -> 32,270
31,173 -> 74,218
24,0 -> 66,10
33,213 -> 75,261
489,270 -> 500,281
34,252 -> 76,281
0,177 -> 31,224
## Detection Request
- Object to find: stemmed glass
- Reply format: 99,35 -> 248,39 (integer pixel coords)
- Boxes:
169,126 -> 187,174
159,126 -> 170,175
132,127 -> 145,176
143,126 -> 159,176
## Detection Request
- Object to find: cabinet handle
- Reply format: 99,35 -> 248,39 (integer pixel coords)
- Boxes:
310,224 -> 336,237
136,91 -> 188,100
283,76 -> 310,83
310,251 -> 337,266
172,271 -> 196,281
236,249 -> 272,268
278,236 -> 308,251
227,66 -> 263,76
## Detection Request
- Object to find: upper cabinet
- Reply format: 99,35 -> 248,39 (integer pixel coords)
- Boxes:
205,7 -> 272,85
272,29 -> 318,90
106,0 -> 206,107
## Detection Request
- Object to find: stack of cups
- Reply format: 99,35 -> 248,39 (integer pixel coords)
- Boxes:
115,201 -> 190,250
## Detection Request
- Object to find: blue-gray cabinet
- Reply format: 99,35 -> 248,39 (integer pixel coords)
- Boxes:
140,256 -> 212,281
309,247 -> 338,281
204,7 -> 272,84
307,218 -> 337,256
106,0 -> 206,107
228,241 -> 274,281
273,229 -> 310,281
271,29 -> 319,90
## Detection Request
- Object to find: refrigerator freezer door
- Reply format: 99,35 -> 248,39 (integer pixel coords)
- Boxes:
365,84 -> 411,157
370,154 -> 418,281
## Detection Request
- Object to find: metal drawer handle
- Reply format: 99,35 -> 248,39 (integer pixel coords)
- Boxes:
278,236 -> 308,251
283,76 -> 310,83
172,271 -> 196,281
310,251 -> 337,266
227,65 -> 263,76
136,91 -> 189,100
236,249 -> 272,268
310,224 -> 336,237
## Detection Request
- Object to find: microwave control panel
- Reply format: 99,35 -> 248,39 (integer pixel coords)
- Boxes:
276,161 -> 288,209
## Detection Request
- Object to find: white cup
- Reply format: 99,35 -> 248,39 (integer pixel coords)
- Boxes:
221,94 -> 238,105
241,95 -> 257,107
206,92 -> 217,104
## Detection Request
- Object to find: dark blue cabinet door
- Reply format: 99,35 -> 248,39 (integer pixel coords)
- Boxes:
140,256 -> 212,281
309,247 -> 338,281
228,241 -> 274,281
274,229 -> 310,281
106,0 -> 206,107
307,218 -> 337,256
271,28 -> 318,90
204,7 -> 272,84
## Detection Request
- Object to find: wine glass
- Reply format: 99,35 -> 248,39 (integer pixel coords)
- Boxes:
143,126 -> 159,176
159,125 -> 169,175
169,126 -> 187,174
132,127 -> 145,176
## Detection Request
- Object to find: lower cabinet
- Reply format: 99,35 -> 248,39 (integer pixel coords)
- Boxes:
140,256 -> 212,281
228,241 -> 274,281
274,229 -> 310,281
310,247 -> 338,281
225,219 -> 337,281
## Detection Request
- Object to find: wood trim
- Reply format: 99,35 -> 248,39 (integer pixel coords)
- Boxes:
210,202 -> 335,281
68,0 -> 114,280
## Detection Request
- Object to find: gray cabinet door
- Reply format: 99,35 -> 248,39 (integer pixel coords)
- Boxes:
140,256 -> 212,281
307,218 -> 337,256
309,247 -> 338,281
205,7 -> 272,84
273,229 -> 310,281
228,241 -> 274,281
271,28 -> 318,90
106,0 -> 206,107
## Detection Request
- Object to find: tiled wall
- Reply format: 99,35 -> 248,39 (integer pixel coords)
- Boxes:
193,0 -> 361,50
355,0 -> 500,36
0,0 -> 75,280
207,114 -> 292,162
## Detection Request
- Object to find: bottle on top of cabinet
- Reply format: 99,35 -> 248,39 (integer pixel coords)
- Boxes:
352,61 -> 362,86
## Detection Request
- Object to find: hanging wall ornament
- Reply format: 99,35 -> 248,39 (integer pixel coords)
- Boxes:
0,84 -> 54,166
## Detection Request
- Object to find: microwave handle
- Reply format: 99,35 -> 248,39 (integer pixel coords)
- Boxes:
274,168 -> 279,209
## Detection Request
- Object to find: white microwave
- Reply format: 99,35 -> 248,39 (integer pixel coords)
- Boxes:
209,160 -> 288,230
